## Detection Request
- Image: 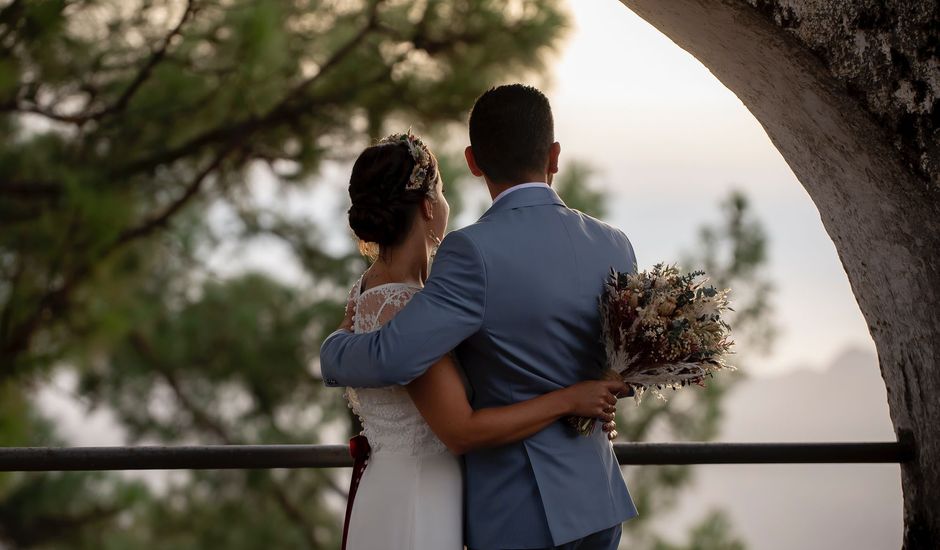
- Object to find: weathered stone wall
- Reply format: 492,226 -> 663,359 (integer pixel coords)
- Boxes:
747,0 -> 939,187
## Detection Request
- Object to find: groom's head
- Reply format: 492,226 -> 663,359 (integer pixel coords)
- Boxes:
466,84 -> 560,188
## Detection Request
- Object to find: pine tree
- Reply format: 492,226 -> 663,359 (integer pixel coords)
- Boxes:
0,1 -> 568,547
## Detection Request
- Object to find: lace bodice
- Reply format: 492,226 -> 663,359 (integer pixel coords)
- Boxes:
343,278 -> 449,456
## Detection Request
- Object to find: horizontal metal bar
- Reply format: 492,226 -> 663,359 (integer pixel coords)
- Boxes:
612,440 -> 914,465
0,445 -> 353,472
0,439 -> 914,472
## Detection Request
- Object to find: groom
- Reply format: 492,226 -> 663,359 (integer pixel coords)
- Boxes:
320,84 -> 638,550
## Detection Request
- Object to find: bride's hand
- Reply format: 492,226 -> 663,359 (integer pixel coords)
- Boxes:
562,379 -> 627,424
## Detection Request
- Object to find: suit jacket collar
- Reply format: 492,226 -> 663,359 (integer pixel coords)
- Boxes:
479,185 -> 567,220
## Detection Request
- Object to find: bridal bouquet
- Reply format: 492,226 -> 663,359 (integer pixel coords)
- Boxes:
570,263 -> 735,436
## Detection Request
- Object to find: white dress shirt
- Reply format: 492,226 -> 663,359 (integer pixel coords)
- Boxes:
491,182 -> 553,204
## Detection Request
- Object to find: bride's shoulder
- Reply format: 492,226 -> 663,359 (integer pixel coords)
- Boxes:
357,283 -> 420,327
356,281 -> 421,307
379,282 -> 422,303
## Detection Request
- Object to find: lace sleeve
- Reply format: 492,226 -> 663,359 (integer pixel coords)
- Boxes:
374,287 -> 419,327
353,285 -> 419,333
345,285 -> 420,416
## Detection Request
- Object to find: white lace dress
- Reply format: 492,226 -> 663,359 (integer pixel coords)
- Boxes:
343,280 -> 464,550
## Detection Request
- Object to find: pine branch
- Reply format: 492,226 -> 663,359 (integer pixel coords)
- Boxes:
0,180 -> 62,197
109,150 -> 228,250
0,0 -> 25,46
91,0 -> 198,121
118,4 -> 382,177
0,151 -> 230,375
2,1 -> 199,126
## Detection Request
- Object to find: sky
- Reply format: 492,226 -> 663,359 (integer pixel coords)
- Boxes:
542,0 -> 877,376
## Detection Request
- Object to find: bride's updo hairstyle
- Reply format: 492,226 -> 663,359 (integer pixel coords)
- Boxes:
348,133 -> 438,259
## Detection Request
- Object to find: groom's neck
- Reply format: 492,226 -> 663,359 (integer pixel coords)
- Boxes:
486,176 -> 550,201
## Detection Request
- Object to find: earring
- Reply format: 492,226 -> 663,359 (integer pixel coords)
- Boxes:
428,229 -> 442,258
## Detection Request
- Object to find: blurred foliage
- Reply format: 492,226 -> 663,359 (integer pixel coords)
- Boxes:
554,170 -> 769,549
435,150 -> 474,222
682,191 -> 776,354
652,510 -> 747,550
0,0 -> 569,547
554,160 -> 606,217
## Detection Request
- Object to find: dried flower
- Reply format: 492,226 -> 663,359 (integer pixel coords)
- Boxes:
569,263 -> 735,436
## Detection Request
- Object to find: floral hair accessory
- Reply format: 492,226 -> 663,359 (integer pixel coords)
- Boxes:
379,131 -> 435,193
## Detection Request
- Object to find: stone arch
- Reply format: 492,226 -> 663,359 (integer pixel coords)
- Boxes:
615,1 -> 939,548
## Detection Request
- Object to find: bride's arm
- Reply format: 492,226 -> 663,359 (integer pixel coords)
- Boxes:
406,355 -> 626,455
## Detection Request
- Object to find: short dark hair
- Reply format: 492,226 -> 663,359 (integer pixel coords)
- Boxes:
468,84 -> 554,184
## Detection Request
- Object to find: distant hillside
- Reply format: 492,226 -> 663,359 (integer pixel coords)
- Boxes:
720,347 -> 895,442
641,347 -> 902,550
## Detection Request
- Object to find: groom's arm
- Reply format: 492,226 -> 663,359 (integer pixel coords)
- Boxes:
320,230 -> 486,388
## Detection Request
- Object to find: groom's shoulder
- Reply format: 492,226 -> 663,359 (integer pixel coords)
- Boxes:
439,224 -> 489,258
450,217 -> 497,244
447,222 -> 485,242
566,207 -> 633,247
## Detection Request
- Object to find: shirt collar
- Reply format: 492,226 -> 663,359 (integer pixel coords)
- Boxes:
479,183 -> 565,221
492,182 -> 553,204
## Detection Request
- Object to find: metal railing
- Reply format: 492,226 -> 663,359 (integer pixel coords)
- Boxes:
0,433 -> 915,472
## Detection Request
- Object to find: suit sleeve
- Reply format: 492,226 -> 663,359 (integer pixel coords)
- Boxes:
319,230 -> 486,388
617,229 -> 638,274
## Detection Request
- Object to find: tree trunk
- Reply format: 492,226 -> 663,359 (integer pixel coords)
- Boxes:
617,1 -> 940,547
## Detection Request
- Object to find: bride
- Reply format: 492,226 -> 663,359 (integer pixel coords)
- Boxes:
336,132 -> 626,550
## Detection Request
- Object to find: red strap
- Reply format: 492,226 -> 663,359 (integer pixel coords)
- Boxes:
342,434 -> 371,550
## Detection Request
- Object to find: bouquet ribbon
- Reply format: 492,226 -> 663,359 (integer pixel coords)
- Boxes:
342,434 -> 371,550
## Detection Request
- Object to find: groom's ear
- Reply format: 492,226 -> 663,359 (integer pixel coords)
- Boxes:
548,141 -> 561,175
464,146 -> 484,177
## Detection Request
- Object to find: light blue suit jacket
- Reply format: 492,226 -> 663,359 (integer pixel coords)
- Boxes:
321,186 -> 638,548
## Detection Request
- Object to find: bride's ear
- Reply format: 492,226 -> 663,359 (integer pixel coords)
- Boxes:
421,197 -> 434,221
